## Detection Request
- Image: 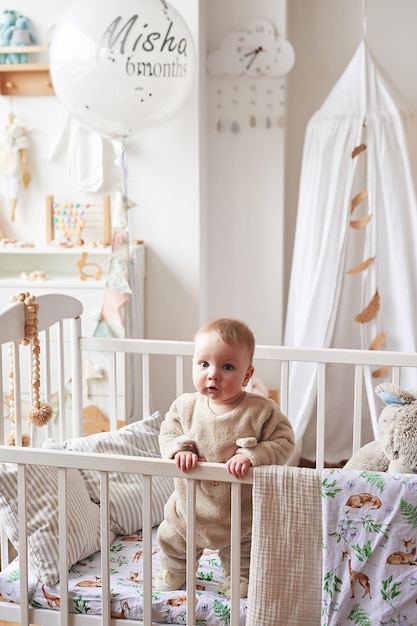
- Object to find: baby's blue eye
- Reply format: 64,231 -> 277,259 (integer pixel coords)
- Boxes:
201,361 -> 209,368
224,364 -> 234,371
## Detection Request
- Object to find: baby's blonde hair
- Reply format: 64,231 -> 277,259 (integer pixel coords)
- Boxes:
195,318 -> 255,362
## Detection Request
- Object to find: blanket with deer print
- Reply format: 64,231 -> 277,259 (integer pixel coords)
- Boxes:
322,468 -> 417,626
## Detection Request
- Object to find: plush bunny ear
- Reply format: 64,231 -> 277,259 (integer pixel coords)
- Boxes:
375,382 -> 417,406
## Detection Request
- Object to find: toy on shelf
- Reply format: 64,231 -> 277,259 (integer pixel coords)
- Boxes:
46,195 -> 111,247
76,252 -> 103,281
0,10 -> 17,63
0,238 -> 34,247
20,270 -> 47,281
5,14 -> 37,64
0,111 -> 31,220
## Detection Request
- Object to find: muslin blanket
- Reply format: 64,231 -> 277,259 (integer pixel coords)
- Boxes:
247,465 -> 322,626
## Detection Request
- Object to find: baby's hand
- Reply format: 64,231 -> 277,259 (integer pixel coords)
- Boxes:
226,453 -> 252,479
174,450 -> 199,472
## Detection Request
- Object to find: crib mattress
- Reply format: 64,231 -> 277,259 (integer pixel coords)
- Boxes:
0,527 -> 247,625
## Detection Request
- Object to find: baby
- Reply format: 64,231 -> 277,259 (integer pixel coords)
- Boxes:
154,318 -> 295,597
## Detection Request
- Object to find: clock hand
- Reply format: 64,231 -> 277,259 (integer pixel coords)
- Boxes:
242,46 -> 264,55
244,47 -> 265,69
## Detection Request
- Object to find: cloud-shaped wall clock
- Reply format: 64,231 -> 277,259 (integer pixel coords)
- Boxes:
207,17 -> 295,78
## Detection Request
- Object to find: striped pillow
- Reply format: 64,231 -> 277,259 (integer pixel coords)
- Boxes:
63,412 -> 174,535
0,463 -> 102,587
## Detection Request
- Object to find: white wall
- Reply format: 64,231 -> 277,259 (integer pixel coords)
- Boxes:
203,0 -> 288,345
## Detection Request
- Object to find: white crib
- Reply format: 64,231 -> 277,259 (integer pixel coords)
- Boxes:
1,293 -> 417,626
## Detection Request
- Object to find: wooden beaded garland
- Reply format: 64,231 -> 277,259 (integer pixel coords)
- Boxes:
7,292 -> 53,445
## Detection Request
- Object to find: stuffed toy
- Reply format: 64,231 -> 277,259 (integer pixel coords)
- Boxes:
344,382 -> 417,473
0,111 -> 31,221
5,14 -> 37,64
0,10 -> 17,63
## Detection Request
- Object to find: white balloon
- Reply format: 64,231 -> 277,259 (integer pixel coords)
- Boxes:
49,0 -> 196,140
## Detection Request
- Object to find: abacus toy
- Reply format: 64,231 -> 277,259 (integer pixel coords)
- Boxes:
46,195 -> 111,246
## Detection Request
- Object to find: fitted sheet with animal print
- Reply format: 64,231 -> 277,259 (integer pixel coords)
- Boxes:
322,468 -> 417,625
0,526 -> 247,625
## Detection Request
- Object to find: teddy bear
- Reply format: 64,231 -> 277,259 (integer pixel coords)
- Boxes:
0,10 -> 17,63
344,382 -> 417,473
5,14 -> 37,64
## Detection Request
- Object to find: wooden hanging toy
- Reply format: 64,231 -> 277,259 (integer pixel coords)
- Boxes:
6,292 -> 53,446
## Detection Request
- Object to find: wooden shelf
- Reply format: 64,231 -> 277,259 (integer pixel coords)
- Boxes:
0,45 -> 53,96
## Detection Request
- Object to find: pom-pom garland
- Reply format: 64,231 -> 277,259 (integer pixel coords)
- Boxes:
7,292 -> 53,445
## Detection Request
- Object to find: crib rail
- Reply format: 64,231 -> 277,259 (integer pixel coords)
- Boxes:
80,336 -> 417,468
0,446 -> 251,626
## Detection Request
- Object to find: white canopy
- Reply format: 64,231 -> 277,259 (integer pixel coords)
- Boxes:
284,41 -> 417,464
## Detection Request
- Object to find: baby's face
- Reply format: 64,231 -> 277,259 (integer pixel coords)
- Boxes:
192,331 -> 253,408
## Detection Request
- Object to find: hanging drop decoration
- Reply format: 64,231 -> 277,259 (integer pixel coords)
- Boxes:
230,84 -> 240,134
371,365 -> 391,379
6,292 -> 53,446
265,88 -> 272,129
349,214 -> 372,229
216,88 -> 222,133
277,81 -> 286,129
348,139 -> 389,376
352,143 -> 367,158
354,289 -> 380,323
210,75 -> 288,134
346,256 -> 375,275
350,188 -> 368,213
369,332 -> 387,350
249,84 -> 256,128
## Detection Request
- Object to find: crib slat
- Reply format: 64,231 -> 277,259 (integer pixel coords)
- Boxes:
43,327 -> 53,441
315,362 -> 326,470
13,340 -> 22,445
352,364 -> 363,454
17,464 -> 29,626
142,474 -> 153,626
230,482 -> 242,626
70,315 -> 84,438
108,351 -> 118,430
392,365 -> 400,386
57,321 -> 67,443
142,353 -> 150,417
58,467 -> 69,626
99,471 -> 111,624
280,360 -> 289,415
186,478 -> 197,625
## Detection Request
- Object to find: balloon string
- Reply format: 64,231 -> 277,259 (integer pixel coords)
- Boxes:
121,142 -> 128,198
